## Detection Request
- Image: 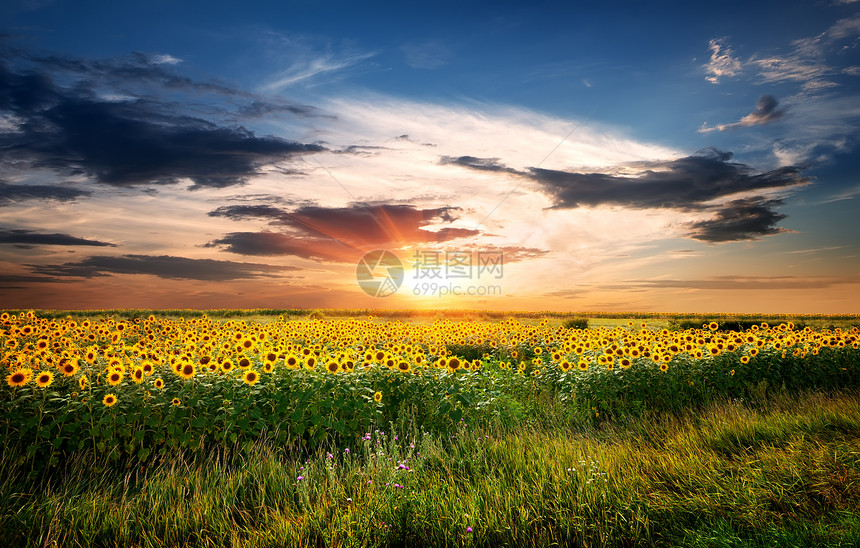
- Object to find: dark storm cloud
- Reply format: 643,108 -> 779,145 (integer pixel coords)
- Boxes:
0,181 -> 91,204
444,149 -> 807,211
28,254 -> 291,281
444,148 -> 807,242
207,202 -> 479,262
205,231 -> 356,262
210,204 -> 295,222
0,48 -> 325,189
0,229 -> 115,246
531,150 -> 806,210
209,202 -> 472,238
684,197 -> 788,242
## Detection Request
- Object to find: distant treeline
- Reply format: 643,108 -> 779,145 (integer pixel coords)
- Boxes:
3,308 -> 859,323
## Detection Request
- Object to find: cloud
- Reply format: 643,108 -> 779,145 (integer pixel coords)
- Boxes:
260,50 -> 378,92
28,254 -> 290,281
702,17 -> 859,92
150,54 -> 181,65
752,56 -> 835,90
0,229 -> 116,247
0,181 -> 91,204
613,275 -> 855,291
429,244 -> 551,263
683,197 -> 789,242
704,38 -> 742,83
204,231 -> 356,262
0,273 -> 68,285
0,48 -> 325,189
443,148 -> 808,242
207,202 -> 480,261
817,182 -> 860,204
526,149 -> 807,211
439,155 -> 519,173
699,95 -> 786,133
25,50 -> 252,99
237,100 -> 323,119
749,15 -> 860,90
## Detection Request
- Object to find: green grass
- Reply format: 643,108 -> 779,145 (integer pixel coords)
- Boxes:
2,388 -> 859,547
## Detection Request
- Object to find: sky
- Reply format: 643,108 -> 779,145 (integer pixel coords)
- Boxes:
1,0 -> 859,313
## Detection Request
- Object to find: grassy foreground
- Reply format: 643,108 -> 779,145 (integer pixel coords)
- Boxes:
2,388 -> 859,547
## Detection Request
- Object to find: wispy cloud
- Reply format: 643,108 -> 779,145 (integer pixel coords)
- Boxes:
816,183 -> 860,204
260,50 -> 377,93
703,16 -> 860,91
701,15 -> 860,166
610,275 -> 856,291
151,54 -> 181,65
753,56 -> 837,91
704,38 -> 742,84
750,15 -> 860,90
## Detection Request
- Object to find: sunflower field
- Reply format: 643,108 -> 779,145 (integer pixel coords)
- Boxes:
2,310 -> 859,473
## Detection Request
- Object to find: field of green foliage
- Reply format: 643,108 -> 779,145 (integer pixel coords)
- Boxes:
1,309 -> 859,547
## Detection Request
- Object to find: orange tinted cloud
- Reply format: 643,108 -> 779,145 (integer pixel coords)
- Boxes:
207,202 -> 480,262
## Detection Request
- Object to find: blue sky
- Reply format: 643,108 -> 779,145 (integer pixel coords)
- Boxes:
1,0 -> 859,312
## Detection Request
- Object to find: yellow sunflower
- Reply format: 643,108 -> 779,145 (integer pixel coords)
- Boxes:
178,362 -> 195,380
60,359 -> 79,377
35,370 -> 54,388
103,393 -> 117,407
242,369 -> 259,385
6,368 -> 30,387
107,370 -> 123,386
